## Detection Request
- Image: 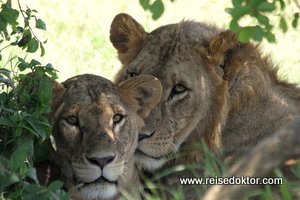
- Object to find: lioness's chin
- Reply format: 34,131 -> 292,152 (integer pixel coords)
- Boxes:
135,150 -> 166,171
74,182 -> 118,200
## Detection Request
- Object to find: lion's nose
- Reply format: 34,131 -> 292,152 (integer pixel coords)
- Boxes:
87,155 -> 115,169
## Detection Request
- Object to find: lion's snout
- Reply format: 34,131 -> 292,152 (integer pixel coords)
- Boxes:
86,155 -> 115,169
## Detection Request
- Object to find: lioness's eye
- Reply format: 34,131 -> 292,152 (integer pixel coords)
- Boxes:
66,116 -> 78,125
113,114 -> 124,124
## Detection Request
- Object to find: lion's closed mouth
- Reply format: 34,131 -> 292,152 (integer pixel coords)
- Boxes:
75,176 -> 118,187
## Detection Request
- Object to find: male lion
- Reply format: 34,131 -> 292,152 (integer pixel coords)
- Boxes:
45,74 -> 162,199
110,13 -> 300,171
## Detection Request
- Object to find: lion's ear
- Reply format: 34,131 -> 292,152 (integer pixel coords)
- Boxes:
110,13 -> 148,66
118,75 -> 162,118
207,30 -> 253,82
50,79 -> 64,93
50,79 -> 66,106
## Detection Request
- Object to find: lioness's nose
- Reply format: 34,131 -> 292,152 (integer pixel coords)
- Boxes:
87,155 -> 115,169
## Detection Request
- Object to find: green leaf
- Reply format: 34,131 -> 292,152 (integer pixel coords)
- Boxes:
30,59 -> 41,67
227,5 -> 251,19
0,92 -> 7,102
34,68 -> 46,76
0,7 -> 19,26
17,136 -> 34,162
140,0 -> 150,10
0,173 -> 20,189
24,184 -> 42,194
265,31 -> 275,43
18,57 -> 26,63
237,25 -> 268,43
257,1 -> 276,12
0,155 -> 10,171
45,64 -> 58,79
35,18 -> 46,30
150,0 -> 164,20
40,43 -> 45,57
17,62 -> 30,71
18,29 -> 32,47
229,19 -> 240,32
279,17 -> 288,33
38,74 -> 52,113
278,0 -> 286,10
225,8 -> 233,15
19,164 -> 27,175
238,27 -> 255,42
251,26 -> 264,41
248,0 -> 262,7
0,16 -> 8,32
256,14 -> 269,26
47,181 -> 64,191
292,13 -> 299,28
26,167 -> 38,183
10,145 -> 27,171
0,118 -> 17,127
15,127 -> 22,137
27,38 -> 39,53
26,118 -> 47,138
232,0 -> 244,7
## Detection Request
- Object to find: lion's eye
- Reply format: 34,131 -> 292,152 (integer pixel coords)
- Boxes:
66,116 -> 79,125
113,114 -> 124,124
174,84 -> 187,93
168,84 -> 188,101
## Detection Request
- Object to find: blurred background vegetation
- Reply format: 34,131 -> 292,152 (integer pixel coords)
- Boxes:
1,0 -> 299,83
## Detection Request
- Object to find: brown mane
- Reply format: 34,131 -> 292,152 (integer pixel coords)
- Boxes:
110,13 -> 300,170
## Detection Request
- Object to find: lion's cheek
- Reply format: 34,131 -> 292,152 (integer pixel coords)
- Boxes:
103,160 -> 125,180
60,120 -> 79,143
171,92 -> 206,146
72,161 -> 101,182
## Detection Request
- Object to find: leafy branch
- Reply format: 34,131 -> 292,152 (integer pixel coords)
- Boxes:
0,1 -> 70,199
139,0 -> 300,43
140,0 -> 175,20
226,0 -> 299,42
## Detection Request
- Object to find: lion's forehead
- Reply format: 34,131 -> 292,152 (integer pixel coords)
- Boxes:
61,92 -> 126,129
130,53 -> 204,92
130,25 -> 214,80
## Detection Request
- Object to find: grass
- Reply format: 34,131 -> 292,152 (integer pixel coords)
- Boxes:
1,0 -> 300,199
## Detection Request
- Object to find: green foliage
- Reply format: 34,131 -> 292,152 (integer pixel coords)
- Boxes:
139,0 -> 175,20
141,0 -> 299,43
225,0 -> 299,42
0,0 -> 70,199
0,0 -> 47,58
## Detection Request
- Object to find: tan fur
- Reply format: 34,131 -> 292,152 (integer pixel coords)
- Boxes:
110,13 -> 300,171
46,74 -> 162,199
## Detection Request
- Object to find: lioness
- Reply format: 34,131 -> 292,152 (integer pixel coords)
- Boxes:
46,74 -> 162,199
110,13 -> 300,171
